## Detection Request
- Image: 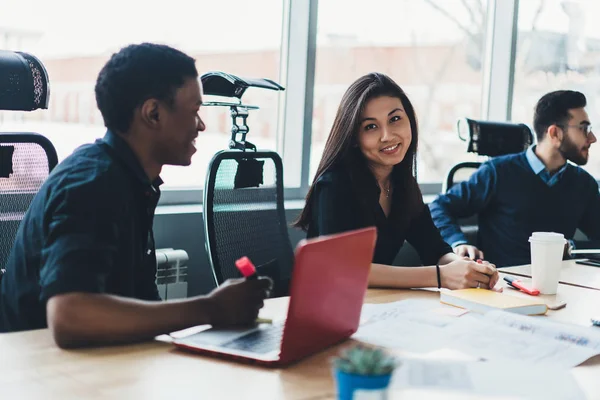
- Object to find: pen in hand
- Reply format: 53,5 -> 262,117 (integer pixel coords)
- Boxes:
476,259 -> 500,290
235,256 -> 273,324
235,256 -> 258,280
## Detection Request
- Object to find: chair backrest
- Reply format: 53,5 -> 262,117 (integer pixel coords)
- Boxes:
1,50 -> 55,272
203,150 -> 294,297
442,161 -> 482,193
0,133 -> 58,270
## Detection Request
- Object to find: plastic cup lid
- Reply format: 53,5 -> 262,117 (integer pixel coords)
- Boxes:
529,232 -> 566,243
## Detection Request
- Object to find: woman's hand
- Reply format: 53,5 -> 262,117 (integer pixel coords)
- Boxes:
440,257 -> 499,290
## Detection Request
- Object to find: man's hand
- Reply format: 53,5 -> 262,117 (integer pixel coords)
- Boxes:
45,277 -> 272,349
453,244 -> 484,260
205,277 -> 273,327
440,258 -> 498,290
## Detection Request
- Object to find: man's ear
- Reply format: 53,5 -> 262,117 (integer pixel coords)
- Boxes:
140,99 -> 161,128
546,124 -> 563,145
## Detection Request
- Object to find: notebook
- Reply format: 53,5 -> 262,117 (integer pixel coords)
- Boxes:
440,289 -> 548,316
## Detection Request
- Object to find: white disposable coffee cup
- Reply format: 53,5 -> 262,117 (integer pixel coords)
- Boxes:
529,232 -> 566,294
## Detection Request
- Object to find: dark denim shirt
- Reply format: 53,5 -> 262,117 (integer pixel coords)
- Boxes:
0,131 -> 162,332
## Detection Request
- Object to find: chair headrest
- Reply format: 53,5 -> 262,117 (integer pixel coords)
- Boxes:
0,50 -> 50,111
458,118 -> 534,157
200,71 -> 284,99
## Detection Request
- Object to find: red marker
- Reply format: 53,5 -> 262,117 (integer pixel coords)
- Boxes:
504,276 -> 540,296
235,256 -> 258,280
235,257 -> 272,324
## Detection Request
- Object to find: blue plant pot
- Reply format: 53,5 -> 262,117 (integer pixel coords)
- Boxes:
334,369 -> 392,400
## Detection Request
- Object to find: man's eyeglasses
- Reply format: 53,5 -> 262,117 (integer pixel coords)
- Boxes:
557,124 -> 594,137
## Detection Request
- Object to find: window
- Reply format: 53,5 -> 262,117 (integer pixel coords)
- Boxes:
0,0 -> 284,190
512,0 -> 600,176
310,0 -> 487,183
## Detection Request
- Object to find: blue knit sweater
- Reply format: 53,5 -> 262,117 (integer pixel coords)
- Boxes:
430,152 -> 600,266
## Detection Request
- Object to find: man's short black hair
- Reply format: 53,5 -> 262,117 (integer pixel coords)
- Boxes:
533,90 -> 587,142
95,43 -> 198,133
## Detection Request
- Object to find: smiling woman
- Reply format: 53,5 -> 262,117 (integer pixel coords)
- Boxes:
295,72 -> 421,236
357,97 -> 413,191
294,72 -> 500,292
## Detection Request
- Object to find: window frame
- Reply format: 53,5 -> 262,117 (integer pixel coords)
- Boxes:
159,0 -> 531,205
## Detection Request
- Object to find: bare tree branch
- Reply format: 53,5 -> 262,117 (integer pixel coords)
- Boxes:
461,0 -> 480,28
531,0 -> 546,32
411,40 -> 461,177
474,0 -> 485,19
424,0 -> 479,44
516,0 -> 547,74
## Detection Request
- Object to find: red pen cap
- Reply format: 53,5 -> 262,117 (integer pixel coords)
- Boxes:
235,256 -> 256,278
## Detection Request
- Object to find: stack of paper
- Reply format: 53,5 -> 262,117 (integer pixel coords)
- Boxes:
354,299 -> 600,368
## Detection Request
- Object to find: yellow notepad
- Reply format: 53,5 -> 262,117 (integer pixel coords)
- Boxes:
440,289 -> 548,316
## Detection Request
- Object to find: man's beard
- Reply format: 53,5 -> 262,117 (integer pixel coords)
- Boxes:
559,134 -> 588,166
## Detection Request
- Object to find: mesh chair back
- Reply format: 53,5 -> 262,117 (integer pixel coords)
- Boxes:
0,133 -> 58,269
204,150 -> 294,297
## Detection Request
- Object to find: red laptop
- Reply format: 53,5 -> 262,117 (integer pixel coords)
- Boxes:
173,227 -> 376,367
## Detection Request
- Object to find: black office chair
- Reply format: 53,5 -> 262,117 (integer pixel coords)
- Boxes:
204,150 -> 294,297
0,50 -> 58,273
201,72 -> 292,297
442,118 -> 534,192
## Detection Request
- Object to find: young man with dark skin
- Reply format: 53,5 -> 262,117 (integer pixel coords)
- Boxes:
0,43 -> 272,347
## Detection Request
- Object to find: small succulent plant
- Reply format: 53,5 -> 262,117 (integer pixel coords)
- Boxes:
333,344 -> 398,376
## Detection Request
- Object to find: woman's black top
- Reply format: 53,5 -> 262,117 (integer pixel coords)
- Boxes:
307,167 -> 452,265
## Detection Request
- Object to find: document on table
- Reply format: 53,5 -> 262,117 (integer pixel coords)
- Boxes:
354,299 -> 600,368
355,299 -> 468,353
390,359 -> 585,400
361,298 -> 468,327
484,310 -> 600,350
442,314 -> 598,368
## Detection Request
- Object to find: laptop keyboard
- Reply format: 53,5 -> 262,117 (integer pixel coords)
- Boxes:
223,325 -> 283,354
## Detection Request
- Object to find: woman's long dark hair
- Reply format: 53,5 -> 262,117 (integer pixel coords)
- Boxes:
294,72 -> 423,231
